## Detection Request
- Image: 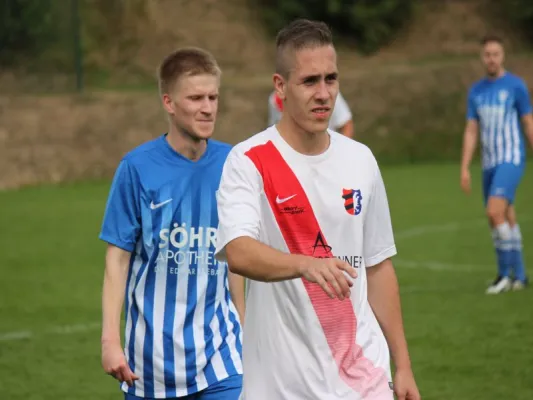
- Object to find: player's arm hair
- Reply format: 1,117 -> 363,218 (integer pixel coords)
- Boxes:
101,244 -> 131,345
460,119 -> 479,170
228,271 -> 246,324
521,114 -> 533,151
367,258 -> 412,371
225,237 -> 308,282
338,119 -> 354,138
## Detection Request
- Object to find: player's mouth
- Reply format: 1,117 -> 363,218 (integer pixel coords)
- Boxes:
311,107 -> 330,119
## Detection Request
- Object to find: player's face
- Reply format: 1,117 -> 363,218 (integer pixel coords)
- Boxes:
279,45 -> 339,135
482,41 -> 504,77
163,74 -> 219,140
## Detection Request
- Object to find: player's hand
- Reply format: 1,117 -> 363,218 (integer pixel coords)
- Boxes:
460,168 -> 471,195
393,367 -> 420,400
300,257 -> 357,300
102,340 -> 139,387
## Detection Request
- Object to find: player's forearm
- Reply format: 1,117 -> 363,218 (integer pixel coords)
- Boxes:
523,118 -> 533,150
101,245 -> 131,345
367,259 -> 412,370
225,236 -> 306,282
460,125 -> 478,170
228,271 -> 246,324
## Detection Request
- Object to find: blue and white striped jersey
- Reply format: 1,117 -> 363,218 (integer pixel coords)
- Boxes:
467,71 -> 532,170
99,135 -> 242,398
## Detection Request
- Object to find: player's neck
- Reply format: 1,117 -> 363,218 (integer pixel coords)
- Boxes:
277,118 -> 330,156
487,68 -> 506,80
166,126 -> 207,161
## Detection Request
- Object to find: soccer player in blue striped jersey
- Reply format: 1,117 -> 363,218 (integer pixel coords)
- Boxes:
460,35 -> 533,294
99,47 -> 244,399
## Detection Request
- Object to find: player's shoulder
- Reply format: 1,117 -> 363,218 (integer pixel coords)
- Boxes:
122,135 -> 165,166
229,126 -> 277,157
330,131 -> 380,173
504,72 -> 528,89
207,139 -> 232,159
468,78 -> 487,95
331,130 -> 374,158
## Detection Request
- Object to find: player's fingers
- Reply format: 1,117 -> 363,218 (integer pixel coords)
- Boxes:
394,388 -> 406,400
410,389 -> 421,400
124,365 -> 140,381
112,368 -> 125,383
316,275 -> 336,299
330,267 -> 351,299
336,259 -> 357,280
322,269 -> 346,300
120,365 -> 136,387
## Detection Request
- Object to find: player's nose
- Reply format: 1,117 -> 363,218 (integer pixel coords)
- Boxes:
199,99 -> 215,115
314,81 -> 329,102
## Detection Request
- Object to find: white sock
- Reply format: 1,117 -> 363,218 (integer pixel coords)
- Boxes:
511,224 -> 522,250
494,222 -> 512,250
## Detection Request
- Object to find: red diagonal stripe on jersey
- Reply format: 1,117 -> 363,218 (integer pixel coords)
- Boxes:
245,140 -> 389,398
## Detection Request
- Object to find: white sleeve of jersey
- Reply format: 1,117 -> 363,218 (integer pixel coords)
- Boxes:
268,93 -> 281,126
215,148 -> 262,262
363,160 -> 397,267
330,92 -> 353,130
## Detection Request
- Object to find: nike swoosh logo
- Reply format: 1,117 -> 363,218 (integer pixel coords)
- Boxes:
150,198 -> 172,210
276,194 -> 296,204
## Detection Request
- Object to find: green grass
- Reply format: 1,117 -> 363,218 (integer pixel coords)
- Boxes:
0,163 -> 532,399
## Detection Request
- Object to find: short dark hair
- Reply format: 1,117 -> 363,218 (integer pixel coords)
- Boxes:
275,19 -> 334,77
481,34 -> 503,46
157,47 -> 221,95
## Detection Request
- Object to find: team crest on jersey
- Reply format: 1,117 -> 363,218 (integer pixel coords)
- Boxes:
342,188 -> 362,216
499,90 -> 508,103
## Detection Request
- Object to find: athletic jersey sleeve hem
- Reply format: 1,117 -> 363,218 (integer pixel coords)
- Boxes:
364,245 -> 397,268
214,146 -> 263,263
214,230 -> 257,262
99,233 -> 135,253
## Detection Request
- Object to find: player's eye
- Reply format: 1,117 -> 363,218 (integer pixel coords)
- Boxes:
326,74 -> 338,83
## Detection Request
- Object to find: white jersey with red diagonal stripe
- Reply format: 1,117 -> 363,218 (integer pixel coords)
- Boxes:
215,126 -> 396,400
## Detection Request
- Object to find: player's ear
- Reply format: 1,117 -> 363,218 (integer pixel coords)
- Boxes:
273,73 -> 286,101
162,93 -> 175,115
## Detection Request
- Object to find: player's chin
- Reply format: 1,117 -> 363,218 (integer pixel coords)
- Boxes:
192,123 -> 215,140
306,118 -> 329,134
486,65 -> 498,75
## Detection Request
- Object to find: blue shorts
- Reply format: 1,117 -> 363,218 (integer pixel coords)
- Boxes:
482,163 -> 525,205
124,374 -> 242,400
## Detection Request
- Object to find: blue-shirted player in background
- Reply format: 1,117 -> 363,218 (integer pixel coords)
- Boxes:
99,47 -> 245,399
460,34 -> 533,294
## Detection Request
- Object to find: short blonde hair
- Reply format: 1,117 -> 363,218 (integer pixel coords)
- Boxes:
157,47 -> 221,95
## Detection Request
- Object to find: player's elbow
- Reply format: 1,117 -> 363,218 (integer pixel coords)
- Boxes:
225,241 -> 250,276
227,259 -> 244,275
225,237 -> 277,282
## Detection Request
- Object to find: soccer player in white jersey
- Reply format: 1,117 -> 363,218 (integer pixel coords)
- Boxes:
214,19 -> 420,400
268,89 -> 355,137
460,34 -> 533,294
99,48 -> 244,399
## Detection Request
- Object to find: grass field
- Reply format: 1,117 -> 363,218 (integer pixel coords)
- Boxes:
0,162 -> 532,400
